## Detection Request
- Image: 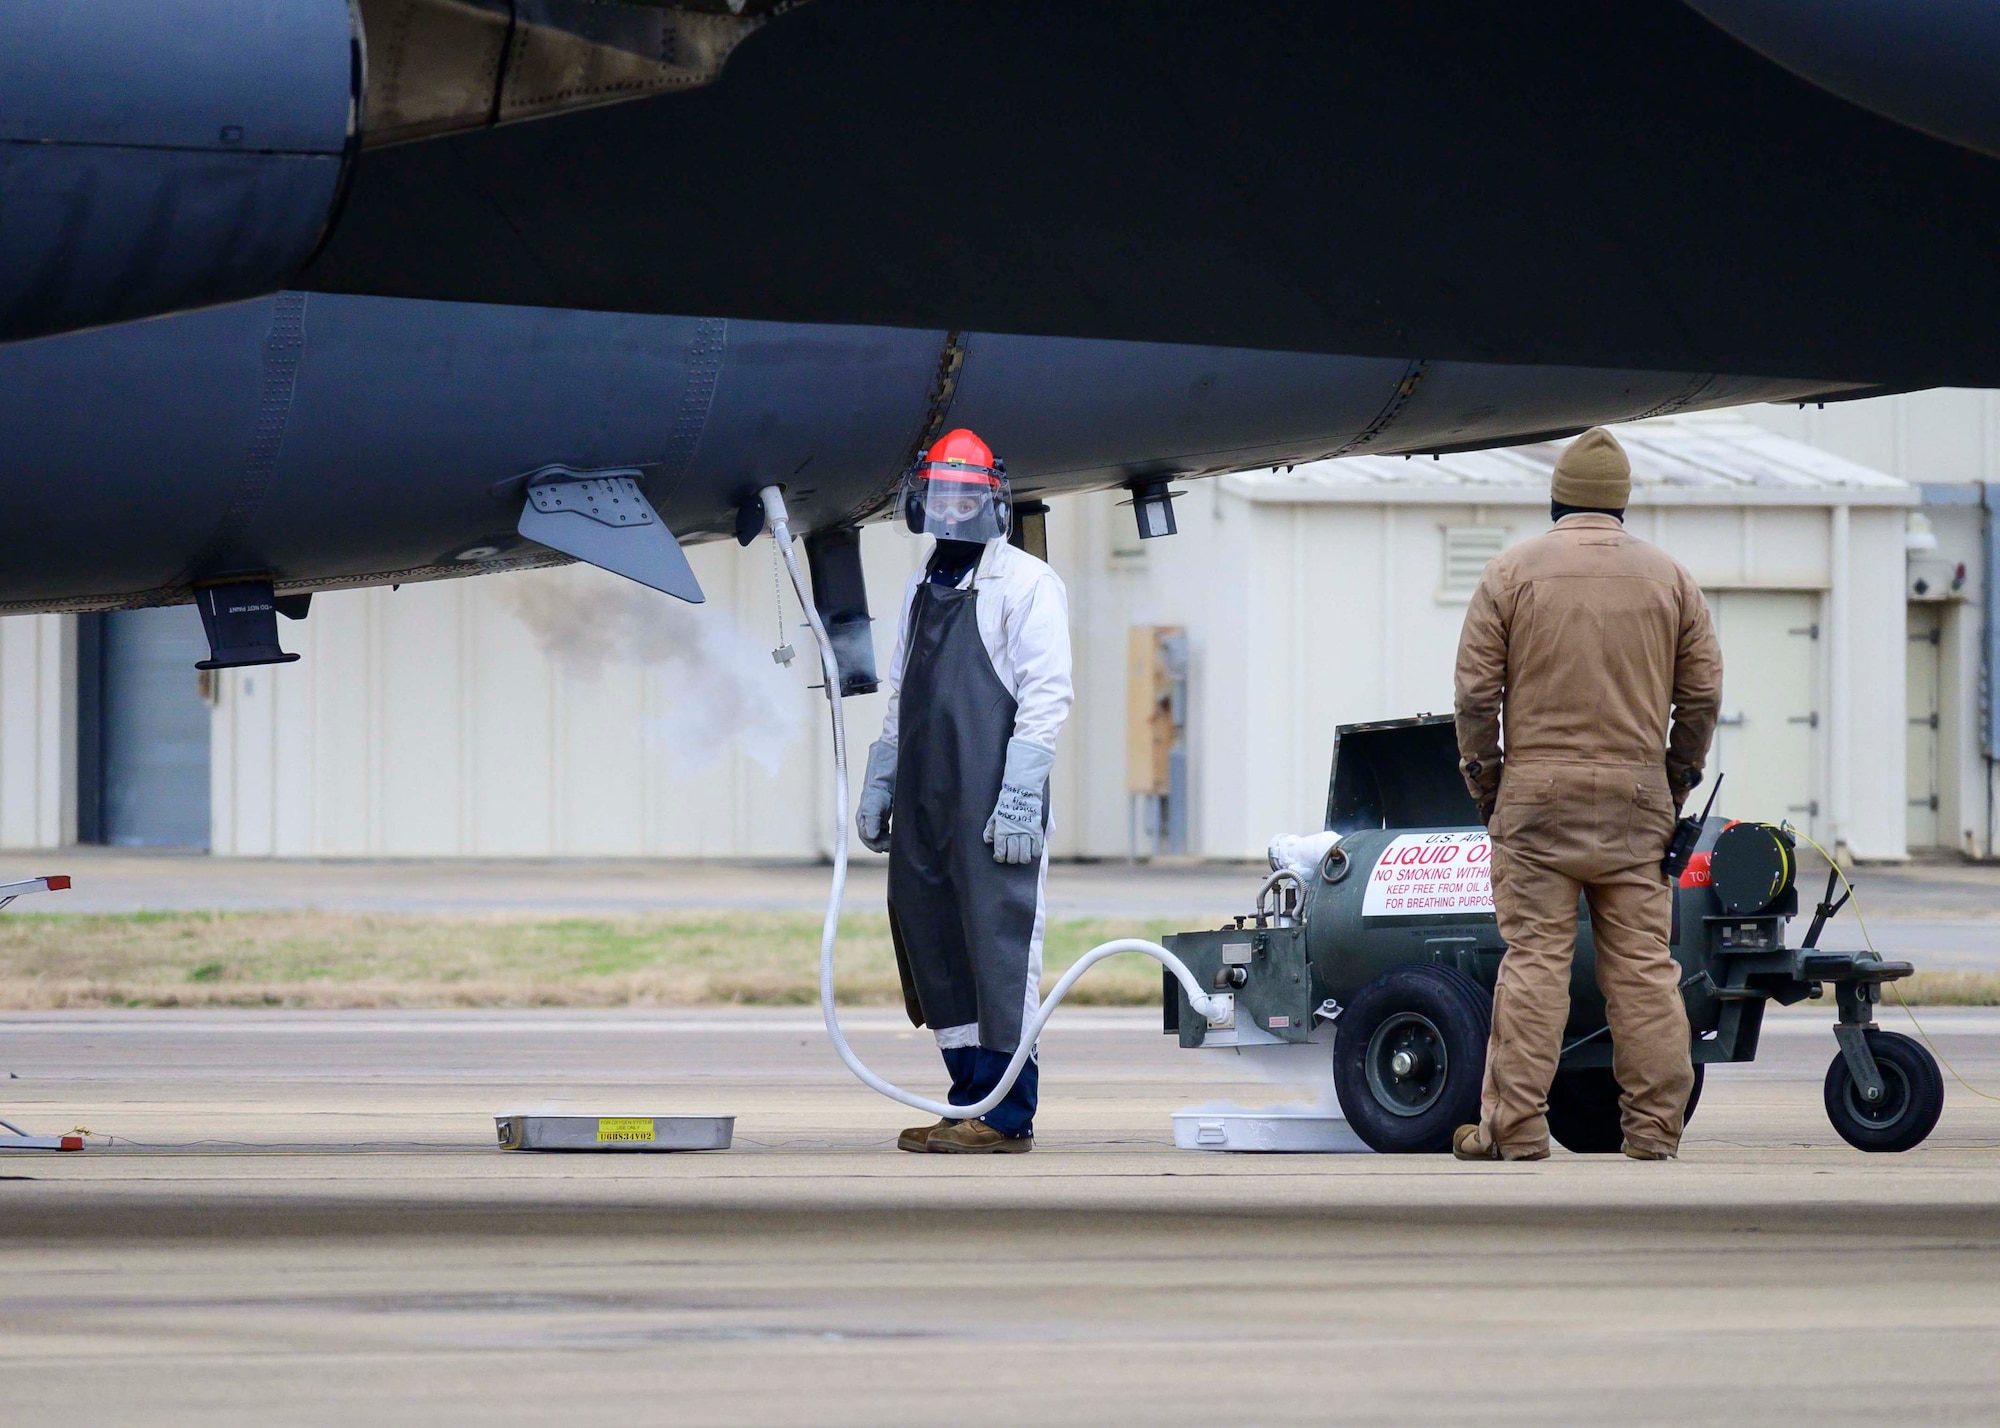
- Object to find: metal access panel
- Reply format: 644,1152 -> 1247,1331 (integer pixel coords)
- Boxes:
1165,926 -> 1316,1049
495,1114 -> 734,1152
92,607 -> 213,848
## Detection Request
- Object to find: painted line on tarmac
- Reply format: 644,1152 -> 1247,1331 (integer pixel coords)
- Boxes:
1753,1012 -> 2000,1037
4,1010 -> 1996,1034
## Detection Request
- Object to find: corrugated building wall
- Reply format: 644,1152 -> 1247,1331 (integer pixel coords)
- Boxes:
211,533 -> 925,858
0,615 -> 71,849
1054,418 -> 1912,861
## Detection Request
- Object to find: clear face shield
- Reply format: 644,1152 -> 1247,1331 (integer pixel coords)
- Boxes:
902,461 -> 1011,543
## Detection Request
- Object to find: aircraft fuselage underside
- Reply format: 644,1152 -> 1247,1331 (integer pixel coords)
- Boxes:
0,292 -> 1849,614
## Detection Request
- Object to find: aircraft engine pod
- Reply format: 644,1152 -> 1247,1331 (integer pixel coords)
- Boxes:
1162,715 -> 1945,1155
0,0 -> 356,343
0,0 -> 805,342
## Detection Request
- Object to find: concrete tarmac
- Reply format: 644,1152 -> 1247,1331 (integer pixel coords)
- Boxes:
1,1005 -> 1997,1425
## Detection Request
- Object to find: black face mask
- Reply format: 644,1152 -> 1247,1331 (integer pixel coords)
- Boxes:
926,539 -> 984,587
1552,501 -> 1625,523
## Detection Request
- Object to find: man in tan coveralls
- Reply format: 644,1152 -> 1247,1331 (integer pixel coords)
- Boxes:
1452,427 -> 1722,1161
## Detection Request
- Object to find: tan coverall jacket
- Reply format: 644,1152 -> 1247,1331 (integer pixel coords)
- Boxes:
1454,513 -> 1722,1155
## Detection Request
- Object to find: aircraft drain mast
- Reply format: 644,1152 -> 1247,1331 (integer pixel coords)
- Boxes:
1119,477 -> 1184,540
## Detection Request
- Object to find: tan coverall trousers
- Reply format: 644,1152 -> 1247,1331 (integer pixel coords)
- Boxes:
1480,761 -> 1693,1157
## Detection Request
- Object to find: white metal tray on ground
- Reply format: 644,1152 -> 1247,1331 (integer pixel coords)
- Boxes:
495,1113 -> 734,1151
1172,1106 -> 1373,1153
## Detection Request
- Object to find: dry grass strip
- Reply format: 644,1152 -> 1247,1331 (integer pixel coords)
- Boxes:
1897,971 -> 2000,1008
0,912 -> 1991,1010
0,912 -> 1181,1010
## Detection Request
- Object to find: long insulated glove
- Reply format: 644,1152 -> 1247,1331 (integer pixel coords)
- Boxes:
983,738 -> 1056,865
855,740 -> 898,853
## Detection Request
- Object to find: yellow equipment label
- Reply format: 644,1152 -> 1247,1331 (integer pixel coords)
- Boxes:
596,1118 -> 656,1143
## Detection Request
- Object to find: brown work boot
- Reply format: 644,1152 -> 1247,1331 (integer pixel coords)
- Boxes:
1452,1124 -> 1498,1161
1621,1140 -> 1677,1161
1453,1124 -> 1549,1162
926,1119 -> 1032,1154
897,1119 -> 955,1153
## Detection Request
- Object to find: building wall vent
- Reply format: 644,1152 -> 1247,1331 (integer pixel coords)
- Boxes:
1440,525 -> 1507,598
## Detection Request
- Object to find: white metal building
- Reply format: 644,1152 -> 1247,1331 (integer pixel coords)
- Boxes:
1740,392 -> 2000,859
0,613 -> 68,850
1061,412 -> 1912,861
0,407 -> 1946,862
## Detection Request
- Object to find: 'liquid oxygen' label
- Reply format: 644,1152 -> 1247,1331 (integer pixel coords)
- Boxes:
1360,831 -> 1494,917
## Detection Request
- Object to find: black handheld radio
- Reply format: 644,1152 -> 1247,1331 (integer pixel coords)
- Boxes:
1661,774 -> 1723,881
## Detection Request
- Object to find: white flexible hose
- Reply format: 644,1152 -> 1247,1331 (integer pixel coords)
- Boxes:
759,486 -> 1227,1124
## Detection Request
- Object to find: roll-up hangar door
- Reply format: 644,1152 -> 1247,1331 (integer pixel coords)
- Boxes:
1705,591 -> 1820,837
77,607 -> 213,848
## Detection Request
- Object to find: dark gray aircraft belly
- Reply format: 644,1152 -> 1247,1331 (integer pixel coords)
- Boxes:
0,293 -> 1846,614
299,1 -> 2000,390
11,3 -> 2000,394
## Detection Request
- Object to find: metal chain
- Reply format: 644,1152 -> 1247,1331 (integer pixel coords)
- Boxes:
769,537 -> 796,666
771,539 -> 784,642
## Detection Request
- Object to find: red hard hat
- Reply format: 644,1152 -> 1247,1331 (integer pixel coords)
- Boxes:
920,428 -> 999,483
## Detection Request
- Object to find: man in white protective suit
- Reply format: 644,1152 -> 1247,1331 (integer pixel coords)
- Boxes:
853,427 -> 1073,1154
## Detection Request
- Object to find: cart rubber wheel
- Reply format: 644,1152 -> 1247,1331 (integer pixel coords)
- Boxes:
1546,1063 -> 1705,1154
1823,1029 -> 1943,1152
1334,965 -> 1491,1153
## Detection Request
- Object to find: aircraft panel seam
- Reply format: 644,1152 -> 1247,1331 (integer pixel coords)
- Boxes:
151,292 -> 310,601
1626,372 -> 1721,422
840,329 -> 967,529
654,317 -> 727,501
1331,358 -> 1431,458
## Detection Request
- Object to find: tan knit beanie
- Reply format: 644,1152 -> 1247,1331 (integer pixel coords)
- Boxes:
1551,428 -> 1631,509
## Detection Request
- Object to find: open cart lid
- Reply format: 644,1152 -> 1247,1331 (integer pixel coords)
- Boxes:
1324,715 -> 1480,834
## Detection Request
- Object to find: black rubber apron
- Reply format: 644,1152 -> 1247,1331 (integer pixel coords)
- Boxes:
887,578 -> 1046,1052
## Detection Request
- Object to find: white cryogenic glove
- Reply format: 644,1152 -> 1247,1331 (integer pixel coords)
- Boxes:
984,738 -> 1056,865
856,740 -> 897,853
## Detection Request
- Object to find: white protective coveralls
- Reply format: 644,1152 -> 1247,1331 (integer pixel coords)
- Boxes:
876,536 -> 1072,1136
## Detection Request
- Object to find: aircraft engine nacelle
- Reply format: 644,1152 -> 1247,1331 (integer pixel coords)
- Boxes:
0,0 -> 796,345
0,0 -> 357,344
